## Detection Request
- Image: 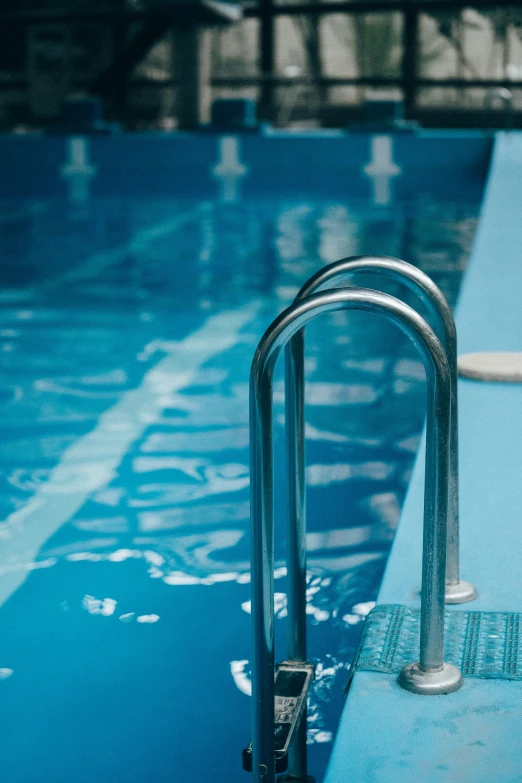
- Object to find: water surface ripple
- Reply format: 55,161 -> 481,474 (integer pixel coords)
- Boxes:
0,194 -> 480,782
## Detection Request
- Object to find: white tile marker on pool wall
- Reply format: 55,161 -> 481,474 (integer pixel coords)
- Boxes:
0,300 -> 262,608
212,136 -> 248,204
60,137 -> 97,204
363,135 -> 401,207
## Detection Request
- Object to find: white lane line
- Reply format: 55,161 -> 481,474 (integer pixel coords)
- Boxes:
48,203 -> 209,289
0,300 -> 262,605
0,204 -> 209,304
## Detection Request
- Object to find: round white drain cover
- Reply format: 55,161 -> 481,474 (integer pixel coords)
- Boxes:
458,352 -> 522,382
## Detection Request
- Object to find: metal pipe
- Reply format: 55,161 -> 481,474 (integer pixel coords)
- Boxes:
285,327 -> 307,665
288,255 -> 476,606
284,329 -> 310,782
250,288 -> 462,783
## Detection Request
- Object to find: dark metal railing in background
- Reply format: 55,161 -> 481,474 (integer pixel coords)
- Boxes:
243,0 -> 522,118
1,2 -> 522,126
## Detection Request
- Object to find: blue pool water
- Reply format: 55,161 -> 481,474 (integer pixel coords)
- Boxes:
0,191 -> 481,782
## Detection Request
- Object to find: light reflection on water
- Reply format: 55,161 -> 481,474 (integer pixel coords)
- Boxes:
0,193 -> 481,782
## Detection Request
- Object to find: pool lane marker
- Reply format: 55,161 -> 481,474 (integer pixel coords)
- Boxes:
363,135 -> 401,207
1,203 -> 211,304
0,299 -> 263,607
212,136 -> 248,204
48,202 -> 210,290
60,137 -> 97,204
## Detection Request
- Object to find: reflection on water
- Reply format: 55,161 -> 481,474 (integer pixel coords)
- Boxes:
0,193 -> 480,783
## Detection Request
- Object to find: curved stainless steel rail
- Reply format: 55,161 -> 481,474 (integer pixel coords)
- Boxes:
287,255 -> 476,620
250,288 -> 462,783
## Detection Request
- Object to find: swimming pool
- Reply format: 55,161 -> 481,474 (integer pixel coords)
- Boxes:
0,133 -> 486,782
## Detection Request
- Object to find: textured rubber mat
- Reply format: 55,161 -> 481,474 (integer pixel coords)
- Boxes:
354,604 -> 522,679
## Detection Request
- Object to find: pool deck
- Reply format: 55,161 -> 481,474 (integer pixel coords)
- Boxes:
324,132 -> 522,782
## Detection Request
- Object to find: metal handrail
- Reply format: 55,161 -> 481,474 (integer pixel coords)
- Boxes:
287,255 -> 476,613
250,287 -> 462,783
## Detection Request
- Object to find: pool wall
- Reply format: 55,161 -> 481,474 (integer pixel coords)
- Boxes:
0,130 -> 491,199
